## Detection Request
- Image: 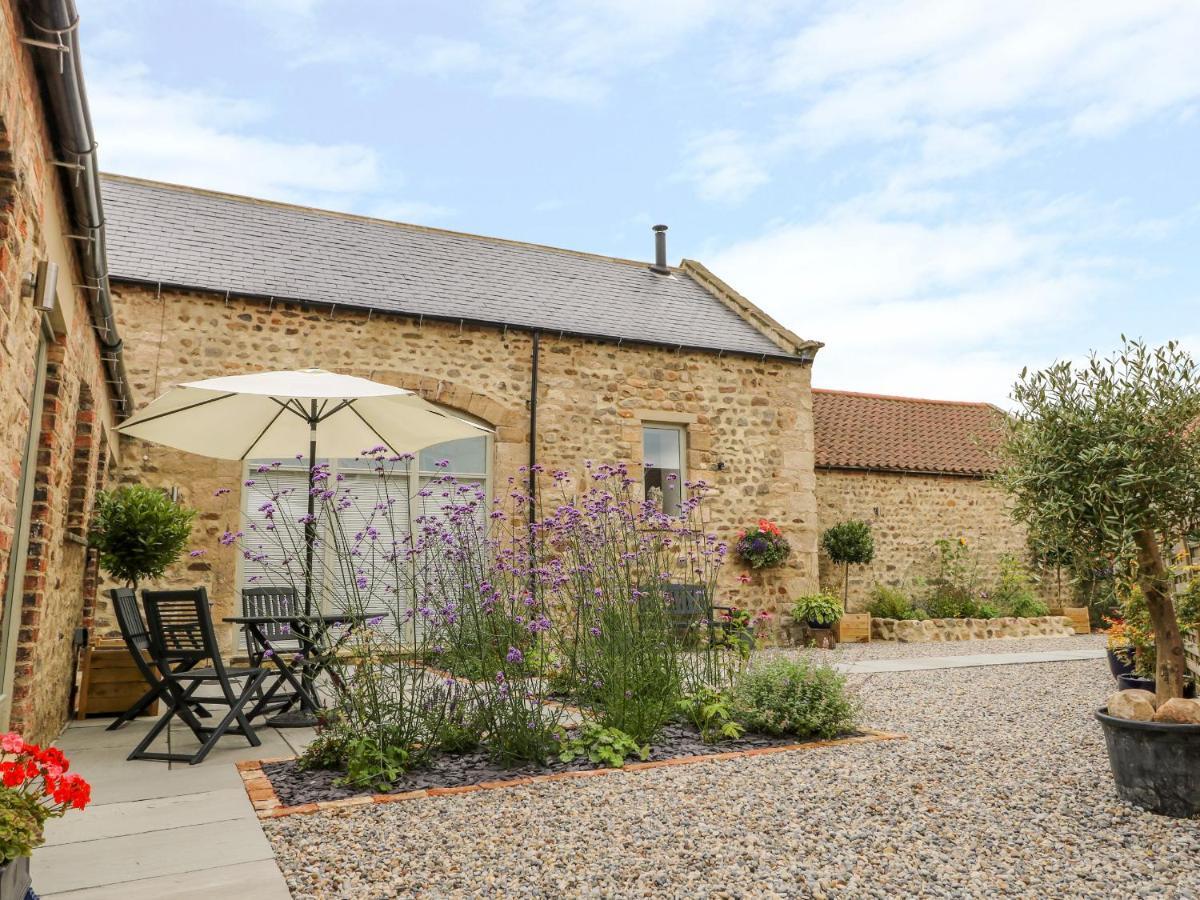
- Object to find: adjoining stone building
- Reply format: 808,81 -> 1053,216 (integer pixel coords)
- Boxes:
812,389 -> 1027,612
0,0 -> 131,743
97,174 -> 825,647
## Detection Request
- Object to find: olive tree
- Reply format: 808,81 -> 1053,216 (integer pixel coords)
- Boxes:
998,339 -> 1200,703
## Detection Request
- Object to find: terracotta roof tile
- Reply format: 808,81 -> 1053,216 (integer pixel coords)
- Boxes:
813,389 -> 1005,476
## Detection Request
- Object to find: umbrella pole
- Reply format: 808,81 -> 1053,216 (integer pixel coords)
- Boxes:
304,400 -> 318,617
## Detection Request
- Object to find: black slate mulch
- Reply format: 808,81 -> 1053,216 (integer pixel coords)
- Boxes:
263,723 -> 851,807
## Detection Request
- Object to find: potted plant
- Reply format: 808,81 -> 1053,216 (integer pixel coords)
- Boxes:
735,519 -> 790,569
791,591 -> 842,647
0,732 -> 91,898
89,485 -> 197,590
1103,617 -> 1137,681
1112,583 -> 1198,697
821,520 -> 875,642
81,485 -> 196,717
999,338 -> 1200,816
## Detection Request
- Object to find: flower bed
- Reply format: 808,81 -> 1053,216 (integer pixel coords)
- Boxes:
262,723 -> 856,807
871,615 -> 1076,642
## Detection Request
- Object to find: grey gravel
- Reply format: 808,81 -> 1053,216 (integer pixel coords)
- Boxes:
264,649 -> 1200,899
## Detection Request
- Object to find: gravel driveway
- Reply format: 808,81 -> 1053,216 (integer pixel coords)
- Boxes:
264,641 -> 1199,898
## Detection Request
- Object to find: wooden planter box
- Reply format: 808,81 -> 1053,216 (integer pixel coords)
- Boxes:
76,643 -> 154,719
1053,606 -> 1091,635
835,614 -> 871,644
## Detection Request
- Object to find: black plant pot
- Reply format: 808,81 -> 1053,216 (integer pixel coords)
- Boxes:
0,855 -> 31,900
1116,673 -> 1196,698
1106,647 -> 1136,680
1095,708 -> 1200,817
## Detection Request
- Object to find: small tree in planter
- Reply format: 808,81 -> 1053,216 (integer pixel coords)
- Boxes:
89,485 -> 196,589
999,339 -> 1200,816
821,520 -> 875,612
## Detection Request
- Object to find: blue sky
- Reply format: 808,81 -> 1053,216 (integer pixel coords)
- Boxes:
81,1 -> 1200,404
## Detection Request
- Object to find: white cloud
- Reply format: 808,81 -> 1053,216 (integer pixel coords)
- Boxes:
707,212 -> 1105,404
768,0 -> 1200,148
678,131 -> 770,203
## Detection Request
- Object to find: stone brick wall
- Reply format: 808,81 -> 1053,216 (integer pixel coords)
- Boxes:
0,0 -> 118,743
815,468 -> 1038,613
103,284 -> 819,648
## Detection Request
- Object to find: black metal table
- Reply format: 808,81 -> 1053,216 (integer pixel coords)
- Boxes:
223,611 -> 387,727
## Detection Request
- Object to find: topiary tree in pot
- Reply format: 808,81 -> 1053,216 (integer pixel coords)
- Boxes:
89,485 -> 196,589
998,339 -> 1200,705
821,520 -> 875,612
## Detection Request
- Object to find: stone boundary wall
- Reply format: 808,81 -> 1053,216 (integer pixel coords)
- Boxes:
871,615 -> 1076,643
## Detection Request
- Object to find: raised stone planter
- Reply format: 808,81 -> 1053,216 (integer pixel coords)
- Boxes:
870,615 -> 1076,643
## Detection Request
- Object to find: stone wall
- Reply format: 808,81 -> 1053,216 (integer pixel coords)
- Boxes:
0,0 -> 117,743
871,615 -> 1075,643
104,284 -> 820,649
815,468 -> 1044,613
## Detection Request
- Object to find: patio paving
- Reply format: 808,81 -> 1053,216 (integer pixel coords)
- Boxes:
35,716 -> 315,898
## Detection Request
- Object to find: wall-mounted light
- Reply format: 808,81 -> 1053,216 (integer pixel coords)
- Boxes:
21,260 -> 59,313
716,461 -> 727,472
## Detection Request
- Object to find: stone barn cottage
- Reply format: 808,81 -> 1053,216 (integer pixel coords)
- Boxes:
0,0 -> 1042,745
96,174 -> 825,645
812,389 -> 1024,611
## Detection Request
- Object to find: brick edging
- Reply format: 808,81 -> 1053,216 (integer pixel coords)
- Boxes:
237,728 -> 905,820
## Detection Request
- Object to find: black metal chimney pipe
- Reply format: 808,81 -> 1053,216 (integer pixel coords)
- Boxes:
650,225 -> 669,274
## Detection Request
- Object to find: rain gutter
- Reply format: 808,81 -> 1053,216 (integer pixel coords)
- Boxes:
21,0 -> 132,419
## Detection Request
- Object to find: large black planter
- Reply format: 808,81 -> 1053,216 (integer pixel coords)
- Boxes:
0,855 -> 31,900
1106,647 -> 1136,680
1116,674 -> 1196,697
1095,707 -> 1200,818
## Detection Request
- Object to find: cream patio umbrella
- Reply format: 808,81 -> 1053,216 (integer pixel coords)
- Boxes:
117,367 -> 490,613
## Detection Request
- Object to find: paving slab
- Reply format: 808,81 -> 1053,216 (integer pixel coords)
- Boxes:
43,786 -> 251,845
33,817 -> 275,895
40,860 -> 291,900
837,647 -> 1106,673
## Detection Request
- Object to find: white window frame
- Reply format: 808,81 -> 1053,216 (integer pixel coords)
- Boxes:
642,422 -> 688,514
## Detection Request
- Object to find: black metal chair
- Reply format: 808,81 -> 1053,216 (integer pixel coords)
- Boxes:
128,588 -> 268,765
106,587 -> 212,731
240,586 -> 303,716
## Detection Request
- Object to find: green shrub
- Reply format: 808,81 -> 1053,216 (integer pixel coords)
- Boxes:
866,585 -> 925,620
791,591 -> 843,627
923,587 -> 981,620
555,721 -> 649,768
990,555 -> 1048,617
676,685 -> 745,743
89,485 -> 196,588
732,657 -> 859,739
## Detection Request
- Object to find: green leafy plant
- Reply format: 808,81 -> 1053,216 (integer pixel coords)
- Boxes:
1119,580 -> 1200,680
821,520 -> 875,610
297,728 -> 353,772
555,722 -> 649,768
990,555 -> 1048,617
791,591 -> 843,627
0,791 -> 46,864
340,734 -> 411,792
866,585 -> 925,620
732,657 -> 859,739
677,685 -> 745,743
89,485 -> 196,588
921,538 -> 983,618
999,338 -> 1200,702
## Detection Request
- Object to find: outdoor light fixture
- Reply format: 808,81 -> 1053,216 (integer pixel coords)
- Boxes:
21,260 -> 59,313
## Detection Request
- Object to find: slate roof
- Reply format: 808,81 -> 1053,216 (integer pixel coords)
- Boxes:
100,175 -> 799,359
812,389 -> 1006,476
